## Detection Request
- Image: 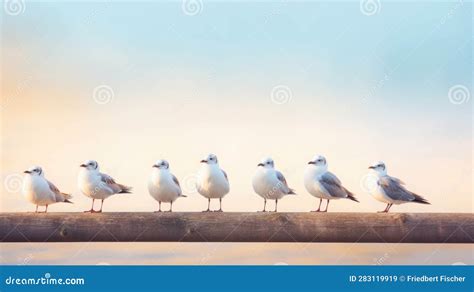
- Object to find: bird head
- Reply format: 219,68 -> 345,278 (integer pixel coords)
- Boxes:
368,161 -> 387,175
24,166 -> 43,176
153,159 -> 169,170
200,154 -> 218,165
307,155 -> 327,170
80,160 -> 99,171
257,157 -> 274,168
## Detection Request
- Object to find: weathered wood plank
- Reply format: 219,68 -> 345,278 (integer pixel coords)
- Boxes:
0,212 -> 472,243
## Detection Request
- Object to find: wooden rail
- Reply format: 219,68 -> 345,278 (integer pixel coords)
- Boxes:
0,212 -> 472,243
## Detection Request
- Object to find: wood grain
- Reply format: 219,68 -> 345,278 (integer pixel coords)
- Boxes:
1,212 -> 472,243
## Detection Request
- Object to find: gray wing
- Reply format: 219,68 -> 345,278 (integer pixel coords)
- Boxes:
100,173 -> 116,184
171,174 -> 183,195
221,169 -> 229,182
320,172 -> 348,198
47,179 -> 71,202
99,172 -> 123,193
379,176 -> 415,202
276,171 -> 294,194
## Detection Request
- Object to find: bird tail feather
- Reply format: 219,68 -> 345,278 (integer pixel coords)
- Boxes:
287,189 -> 297,195
61,192 -> 73,200
119,185 -> 133,194
345,188 -> 359,202
412,193 -> 430,204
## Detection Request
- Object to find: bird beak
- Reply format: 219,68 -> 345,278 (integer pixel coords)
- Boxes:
80,164 -> 87,168
152,165 -> 158,168
308,161 -> 315,165
368,166 -> 375,169
24,170 -> 31,174
200,160 -> 207,163
257,163 -> 264,167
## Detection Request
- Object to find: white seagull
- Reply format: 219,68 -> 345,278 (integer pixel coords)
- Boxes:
304,155 -> 359,212
252,157 -> 296,212
22,166 -> 73,213
368,161 -> 429,213
78,160 -> 132,213
148,159 -> 186,212
196,154 -> 229,212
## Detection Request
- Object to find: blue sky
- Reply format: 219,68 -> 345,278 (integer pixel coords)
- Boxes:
2,0 -> 472,214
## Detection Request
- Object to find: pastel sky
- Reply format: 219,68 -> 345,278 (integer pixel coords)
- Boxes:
1,0 -> 472,215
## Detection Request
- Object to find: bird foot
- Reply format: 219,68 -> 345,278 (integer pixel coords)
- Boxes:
154,210 -> 162,213
214,209 -> 223,212
377,210 -> 389,213
165,210 -> 173,213
84,209 -> 99,213
310,210 -> 321,212
258,210 -> 267,212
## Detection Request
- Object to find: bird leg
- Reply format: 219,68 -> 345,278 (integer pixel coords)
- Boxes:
97,199 -> 104,213
167,202 -> 173,212
203,198 -> 211,212
259,199 -> 267,212
311,199 -> 322,212
274,199 -> 278,212
378,203 -> 391,213
386,203 -> 393,213
154,201 -> 162,213
36,205 -> 48,213
215,198 -> 223,212
84,199 -> 98,213
322,200 -> 330,212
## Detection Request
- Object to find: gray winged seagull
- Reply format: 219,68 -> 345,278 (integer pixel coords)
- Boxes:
148,159 -> 186,212
22,166 -> 73,213
368,161 -> 429,213
196,154 -> 230,212
78,160 -> 132,213
252,157 -> 296,212
304,155 -> 359,212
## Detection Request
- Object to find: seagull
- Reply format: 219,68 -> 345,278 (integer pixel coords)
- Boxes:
78,160 -> 132,213
22,166 -> 72,213
368,161 -> 430,213
196,154 -> 229,212
304,155 -> 359,212
252,157 -> 296,212
148,159 -> 186,212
